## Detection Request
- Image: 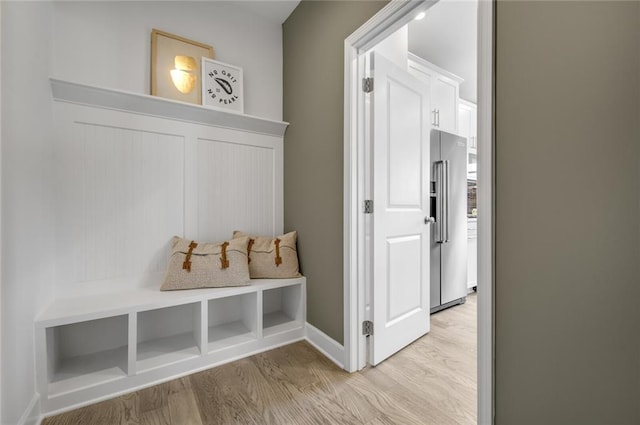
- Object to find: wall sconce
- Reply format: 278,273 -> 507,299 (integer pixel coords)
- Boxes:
170,55 -> 197,94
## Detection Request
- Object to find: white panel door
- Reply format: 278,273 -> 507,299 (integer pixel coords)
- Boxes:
370,52 -> 431,366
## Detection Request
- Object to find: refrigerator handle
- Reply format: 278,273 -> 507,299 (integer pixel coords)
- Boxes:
443,159 -> 450,243
435,160 -> 445,243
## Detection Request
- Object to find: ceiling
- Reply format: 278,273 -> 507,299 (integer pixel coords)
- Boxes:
229,0 -> 478,101
229,0 -> 301,24
408,0 -> 478,103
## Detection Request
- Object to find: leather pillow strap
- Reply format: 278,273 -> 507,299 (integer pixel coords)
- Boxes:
274,238 -> 283,266
247,238 -> 255,264
182,241 -> 198,272
220,241 -> 230,269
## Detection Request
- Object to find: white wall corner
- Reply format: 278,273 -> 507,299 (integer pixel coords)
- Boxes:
15,394 -> 40,425
304,323 -> 345,370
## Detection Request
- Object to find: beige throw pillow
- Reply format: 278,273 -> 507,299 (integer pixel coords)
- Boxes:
160,236 -> 251,291
233,231 -> 301,279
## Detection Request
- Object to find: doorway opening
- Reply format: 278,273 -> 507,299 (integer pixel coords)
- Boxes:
343,1 -> 494,424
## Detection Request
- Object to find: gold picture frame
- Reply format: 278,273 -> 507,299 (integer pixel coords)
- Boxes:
151,29 -> 214,105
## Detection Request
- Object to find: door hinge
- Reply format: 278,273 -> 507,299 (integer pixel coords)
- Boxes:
362,320 -> 374,336
363,200 -> 373,214
362,77 -> 374,93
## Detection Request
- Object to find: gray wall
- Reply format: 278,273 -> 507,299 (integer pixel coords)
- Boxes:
284,1 -> 640,421
495,1 -> 640,423
283,0 -> 387,343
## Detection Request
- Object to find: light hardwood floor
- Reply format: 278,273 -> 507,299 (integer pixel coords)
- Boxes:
43,294 -> 476,425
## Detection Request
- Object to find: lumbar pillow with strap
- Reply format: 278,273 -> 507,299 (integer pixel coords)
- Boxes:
161,236 -> 251,290
232,231 -> 301,279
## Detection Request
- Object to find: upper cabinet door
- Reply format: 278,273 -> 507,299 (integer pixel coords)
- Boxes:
408,53 -> 463,135
431,75 -> 459,133
458,101 -> 471,139
459,99 -> 478,180
470,102 -> 477,147
459,100 -> 477,148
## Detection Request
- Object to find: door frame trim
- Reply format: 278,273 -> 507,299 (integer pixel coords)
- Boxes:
476,1 -> 495,422
342,1 -> 495,424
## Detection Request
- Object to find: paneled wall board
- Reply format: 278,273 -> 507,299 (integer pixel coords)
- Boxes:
55,121 -> 185,290
197,139 -> 276,242
51,83 -> 286,298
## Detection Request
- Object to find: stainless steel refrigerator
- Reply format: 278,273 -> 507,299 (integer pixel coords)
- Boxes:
430,130 -> 468,313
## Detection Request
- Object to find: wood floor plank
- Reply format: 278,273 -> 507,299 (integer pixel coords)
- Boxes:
339,369 -> 429,425
138,383 -> 168,414
117,392 -> 140,425
139,407 -> 170,425
167,388 -> 202,425
43,397 -> 127,425
192,357 -> 285,425
167,376 -> 191,394
365,413 -> 401,425
186,367 -> 225,425
43,294 -> 478,425
249,346 -> 356,425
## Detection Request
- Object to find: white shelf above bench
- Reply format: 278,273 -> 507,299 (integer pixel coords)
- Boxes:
50,78 -> 289,137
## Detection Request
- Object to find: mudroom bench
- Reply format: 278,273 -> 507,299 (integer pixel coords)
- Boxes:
37,79 -> 305,414
35,277 -> 306,413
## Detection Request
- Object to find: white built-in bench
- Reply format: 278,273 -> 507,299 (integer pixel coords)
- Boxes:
36,277 -> 305,413
38,79 -> 304,414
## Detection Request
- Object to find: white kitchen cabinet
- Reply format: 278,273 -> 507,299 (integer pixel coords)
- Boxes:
408,53 -> 463,134
459,99 -> 477,180
467,219 -> 478,290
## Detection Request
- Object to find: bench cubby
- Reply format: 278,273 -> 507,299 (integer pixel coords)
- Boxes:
46,315 -> 129,397
137,302 -> 202,373
263,284 -> 304,337
207,293 -> 258,353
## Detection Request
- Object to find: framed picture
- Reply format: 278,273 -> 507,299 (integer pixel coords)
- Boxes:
201,58 -> 244,113
151,29 -> 214,105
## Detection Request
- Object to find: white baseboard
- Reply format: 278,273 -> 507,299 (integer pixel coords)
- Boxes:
304,322 -> 344,369
16,393 -> 41,425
